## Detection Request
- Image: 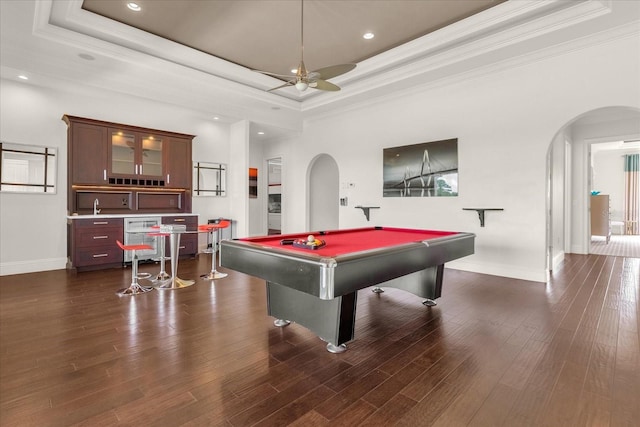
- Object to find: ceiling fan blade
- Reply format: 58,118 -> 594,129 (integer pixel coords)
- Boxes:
254,69 -> 296,80
313,79 -> 341,92
267,81 -> 295,92
312,64 -> 356,80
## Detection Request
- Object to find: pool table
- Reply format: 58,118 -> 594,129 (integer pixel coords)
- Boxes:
220,226 -> 474,353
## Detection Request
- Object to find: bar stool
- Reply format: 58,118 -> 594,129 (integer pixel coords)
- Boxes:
199,220 -> 230,280
115,240 -> 154,296
148,225 -> 170,282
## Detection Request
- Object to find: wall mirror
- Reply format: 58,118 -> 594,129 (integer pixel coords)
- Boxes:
193,162 -> 226,196
1,142 -> 57,194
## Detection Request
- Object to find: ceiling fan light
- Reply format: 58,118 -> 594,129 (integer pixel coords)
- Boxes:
295,81 -> 309,91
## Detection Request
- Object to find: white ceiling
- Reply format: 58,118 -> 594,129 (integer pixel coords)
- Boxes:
1,0 -> 639,140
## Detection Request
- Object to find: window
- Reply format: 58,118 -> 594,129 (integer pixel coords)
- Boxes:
0,142 -> 57,193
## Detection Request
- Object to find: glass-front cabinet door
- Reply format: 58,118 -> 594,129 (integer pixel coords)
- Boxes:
140,135 -> 163,177
111,131 -> 136,175
110,130 -> 163,177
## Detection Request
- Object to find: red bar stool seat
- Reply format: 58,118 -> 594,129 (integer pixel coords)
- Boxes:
115,240 -> 154,296
199,220 -> 230,280
148,225 -> 170,282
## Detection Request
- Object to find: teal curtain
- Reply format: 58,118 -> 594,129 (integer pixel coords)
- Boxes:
624,153 -> 639,235
624,153 -> 639,172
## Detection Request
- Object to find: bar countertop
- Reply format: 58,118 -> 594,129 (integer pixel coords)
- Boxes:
67,213 -> 198,220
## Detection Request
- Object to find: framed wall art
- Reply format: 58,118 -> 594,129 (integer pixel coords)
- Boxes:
249,167 -> 258,198
383,138 -> 458,197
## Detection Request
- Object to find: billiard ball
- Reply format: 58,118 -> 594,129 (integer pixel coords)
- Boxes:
307,235 -> 315,243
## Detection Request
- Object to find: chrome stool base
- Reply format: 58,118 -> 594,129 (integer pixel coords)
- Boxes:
201,271 -> 228,280
154,271 -> 171,281
155,277 -> 196,290
116,282 -> 153,296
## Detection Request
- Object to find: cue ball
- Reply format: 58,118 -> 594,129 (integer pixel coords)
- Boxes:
307,235 -> 315,243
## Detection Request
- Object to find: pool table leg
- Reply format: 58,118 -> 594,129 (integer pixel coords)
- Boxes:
266,281 -> 357,352
326,343 -> 347,353
271,318 -> 344,352
371,264 -> 444,306
274,319 -> 291,327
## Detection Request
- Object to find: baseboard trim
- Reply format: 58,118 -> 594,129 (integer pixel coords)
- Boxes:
0,258 -> 67,276
552,251 -> 565,271
447,259 -> 547,283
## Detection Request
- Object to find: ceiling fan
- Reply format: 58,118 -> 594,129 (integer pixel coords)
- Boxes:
254,0 -> 356,92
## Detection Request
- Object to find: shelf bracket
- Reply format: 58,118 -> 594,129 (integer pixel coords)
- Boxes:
355,206 -> 379,221
462,208 -> 504,227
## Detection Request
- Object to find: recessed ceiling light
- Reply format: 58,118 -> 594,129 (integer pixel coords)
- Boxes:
257,131 -> 265,135
127,2 -> 141,12
17,75 -> 28,80
213,116 -> 219,120
363,32 -> 375,40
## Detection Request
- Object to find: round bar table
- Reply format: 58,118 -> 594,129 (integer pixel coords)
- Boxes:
155,224 -> 196,289
127,224 -> 195,290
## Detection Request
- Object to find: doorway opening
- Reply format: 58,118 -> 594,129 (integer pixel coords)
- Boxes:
546,106 -> 640,270
267,158 -> 282,235
589,140 -> 640,257
308,154 -> 339,231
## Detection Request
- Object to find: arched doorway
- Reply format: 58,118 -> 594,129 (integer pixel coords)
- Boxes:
547,106 -> 640,270
308,154 -> 339,231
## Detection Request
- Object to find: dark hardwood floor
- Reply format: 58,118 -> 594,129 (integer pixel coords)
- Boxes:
1,253 -> 638,426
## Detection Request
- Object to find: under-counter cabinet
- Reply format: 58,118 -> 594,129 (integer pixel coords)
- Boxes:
68,218 -> 124,271
162,215 -> 198,258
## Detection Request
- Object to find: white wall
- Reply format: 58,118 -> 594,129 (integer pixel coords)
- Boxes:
248,137 -> 265,236
227,121 -> 250,239
0,78 -> 232,275
280,33 -> 640,282
549,131 -> 567,271
191,120 -> 232,249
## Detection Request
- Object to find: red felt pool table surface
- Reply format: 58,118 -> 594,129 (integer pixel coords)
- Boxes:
240,227 -> 459,257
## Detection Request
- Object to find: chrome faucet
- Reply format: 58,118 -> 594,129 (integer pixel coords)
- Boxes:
93,198 -> 101,215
